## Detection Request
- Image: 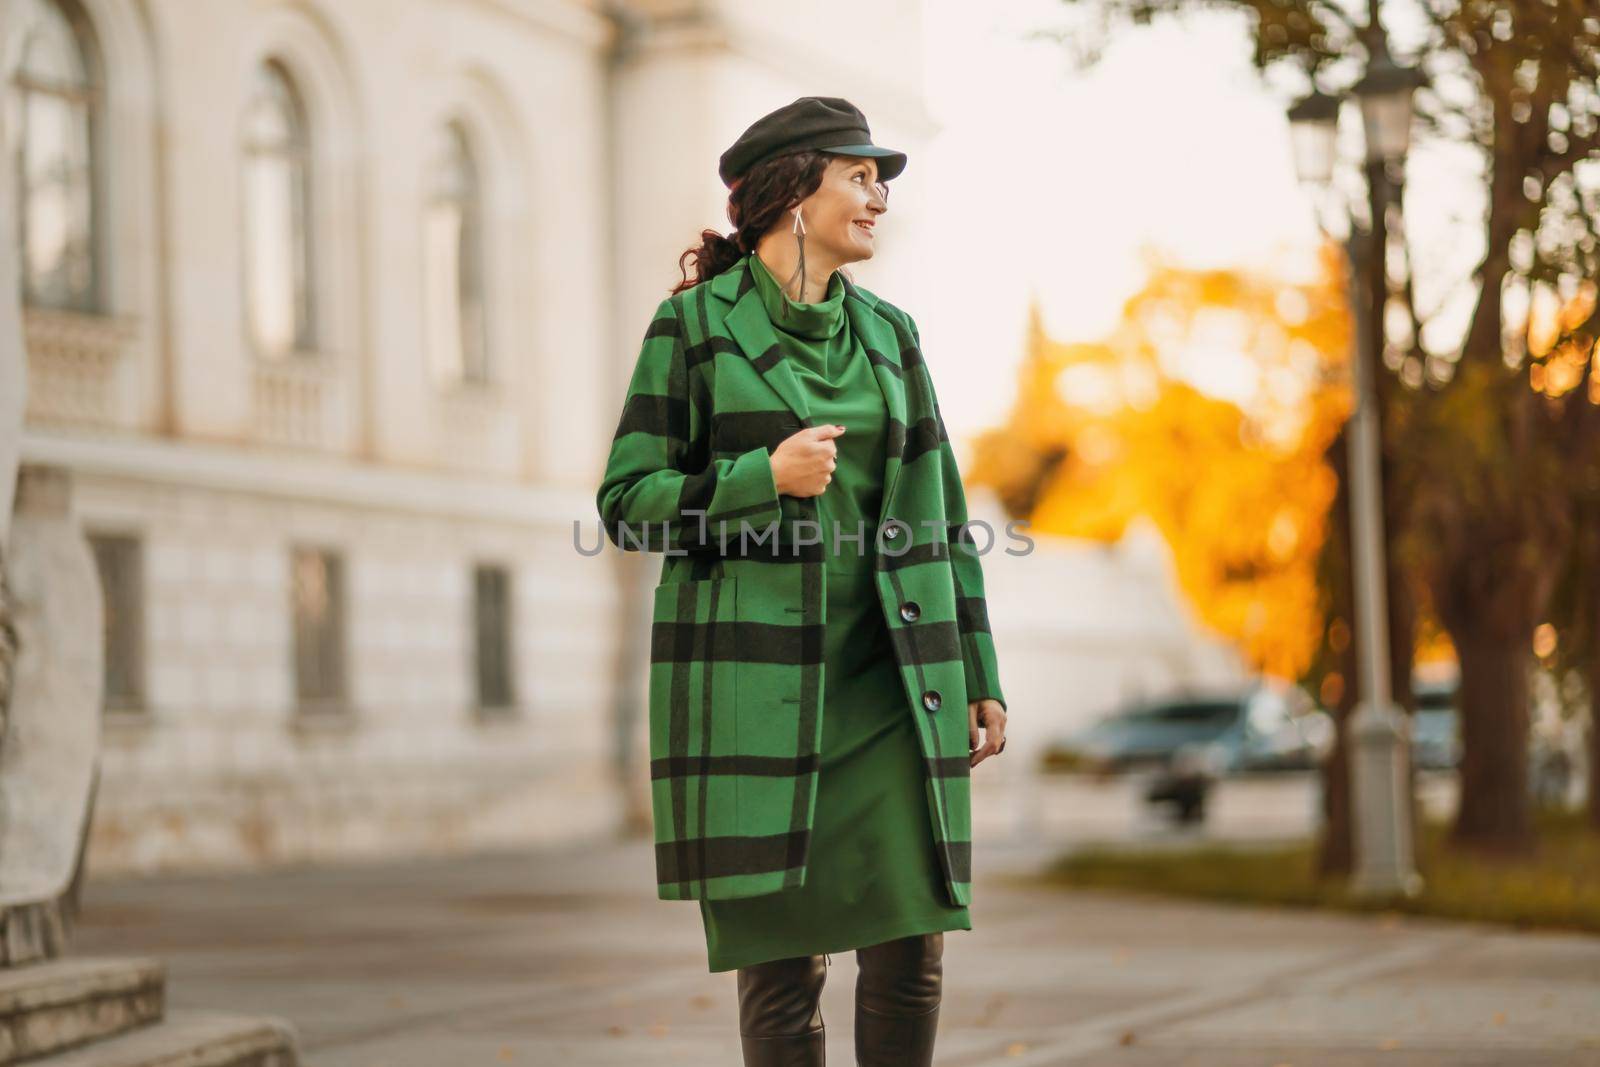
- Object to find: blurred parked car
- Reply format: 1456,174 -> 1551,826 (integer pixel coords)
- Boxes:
1143,741 -> 1220,824
1043,682 -> 1333,779
1410,678 -> 1461,770
1319,676 -> 1575,808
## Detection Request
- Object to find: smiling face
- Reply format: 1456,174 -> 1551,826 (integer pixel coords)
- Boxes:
793,154 -> 889,265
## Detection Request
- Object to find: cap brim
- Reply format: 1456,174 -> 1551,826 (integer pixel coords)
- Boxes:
818,143 -> 906,181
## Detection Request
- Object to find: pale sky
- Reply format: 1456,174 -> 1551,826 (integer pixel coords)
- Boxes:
914,0 -> 1482,441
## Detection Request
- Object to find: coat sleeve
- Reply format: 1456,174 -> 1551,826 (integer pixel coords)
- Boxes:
596,296 -> 784,553
912,316 -> 1009,714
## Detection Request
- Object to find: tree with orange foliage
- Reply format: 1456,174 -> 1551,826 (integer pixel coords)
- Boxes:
1051,0 -> 1600,860
972,244 -> 1353,681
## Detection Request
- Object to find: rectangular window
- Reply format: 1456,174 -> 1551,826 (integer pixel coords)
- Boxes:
88,532 -> 144,712
473,563 -> 514,711
291,545 -> 345,710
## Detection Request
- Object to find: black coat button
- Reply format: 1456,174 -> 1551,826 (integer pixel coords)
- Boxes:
922,689 -> 942,713
899,601 -> 921,623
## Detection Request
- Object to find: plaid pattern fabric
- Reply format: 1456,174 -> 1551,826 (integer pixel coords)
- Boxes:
596,253 -> 1006,905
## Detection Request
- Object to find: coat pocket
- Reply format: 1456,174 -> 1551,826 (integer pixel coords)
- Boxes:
646,577 -> 742,893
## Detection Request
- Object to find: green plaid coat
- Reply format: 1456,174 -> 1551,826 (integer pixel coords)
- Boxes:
596,252 -> 1006,906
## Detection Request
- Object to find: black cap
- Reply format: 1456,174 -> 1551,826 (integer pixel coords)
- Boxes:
719,96 -> 907,188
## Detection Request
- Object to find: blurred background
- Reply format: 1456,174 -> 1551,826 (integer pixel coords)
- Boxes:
1,0 -> 1596,1064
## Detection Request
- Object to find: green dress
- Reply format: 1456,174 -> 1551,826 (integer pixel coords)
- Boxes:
697,254 -> 973,973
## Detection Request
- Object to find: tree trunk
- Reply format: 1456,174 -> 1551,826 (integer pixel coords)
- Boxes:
1449,620 -> 1535,855
1411,380 -> 1568,858
1579,510 -> 1600,831
1318,697 -> 1355,875
1316,428 -> 1356,876
1316,566 -> 1358,876
1590,604 -> 1600,831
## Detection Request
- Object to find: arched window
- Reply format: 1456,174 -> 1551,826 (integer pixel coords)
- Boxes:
10,0 -> 101,312
423,120 -> 489,386
242,59 -> 313,357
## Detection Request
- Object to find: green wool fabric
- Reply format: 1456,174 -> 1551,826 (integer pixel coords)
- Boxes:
595,251 -> 1007,907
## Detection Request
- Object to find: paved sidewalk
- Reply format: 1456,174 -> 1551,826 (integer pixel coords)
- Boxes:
71,828 -> 1599,1066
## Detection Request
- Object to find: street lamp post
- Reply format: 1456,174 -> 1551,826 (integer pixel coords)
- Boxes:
1287,26 -> 1425,900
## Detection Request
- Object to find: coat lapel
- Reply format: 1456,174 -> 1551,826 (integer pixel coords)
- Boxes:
841,277 -> 910,528
718,263 -> 813,427
710,254 -> 911,528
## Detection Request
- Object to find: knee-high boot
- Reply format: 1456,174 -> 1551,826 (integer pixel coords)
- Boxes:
854,932 -> 942,1066
736,952 -> 828,1066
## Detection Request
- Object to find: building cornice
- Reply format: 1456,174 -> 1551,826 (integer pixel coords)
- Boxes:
613,4 -> 938,139
469,0 -> 617,50
22,430 -> 595,529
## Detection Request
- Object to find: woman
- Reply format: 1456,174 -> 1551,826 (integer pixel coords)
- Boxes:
596,96 -> 1008,1067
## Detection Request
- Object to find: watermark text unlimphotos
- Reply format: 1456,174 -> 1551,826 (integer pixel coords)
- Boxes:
573,512 -> 1034,558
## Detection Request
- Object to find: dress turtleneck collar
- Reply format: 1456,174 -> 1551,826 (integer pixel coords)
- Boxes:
748,252 -> 846,341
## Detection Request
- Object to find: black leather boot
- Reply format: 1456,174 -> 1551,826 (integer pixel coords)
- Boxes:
854,933 -> 943,1066
736,952 -> 828,1066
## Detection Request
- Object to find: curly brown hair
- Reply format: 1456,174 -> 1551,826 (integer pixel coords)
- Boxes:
671,150 -> 834,296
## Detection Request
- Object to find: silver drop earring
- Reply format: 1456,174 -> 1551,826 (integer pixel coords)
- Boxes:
787,207 -> 808,305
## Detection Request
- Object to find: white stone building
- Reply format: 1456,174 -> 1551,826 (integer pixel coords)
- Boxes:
4,0 -> 1242,876
2,0 -> 949,875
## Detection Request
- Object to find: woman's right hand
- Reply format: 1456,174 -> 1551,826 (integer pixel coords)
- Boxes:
771,424 -> 846,497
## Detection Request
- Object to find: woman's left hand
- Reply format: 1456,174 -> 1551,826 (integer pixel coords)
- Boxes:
968,699 -> 1007,768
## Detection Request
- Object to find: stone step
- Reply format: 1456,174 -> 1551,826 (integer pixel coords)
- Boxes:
0,957 -> 164,1064
38,1010 -> 299,1067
